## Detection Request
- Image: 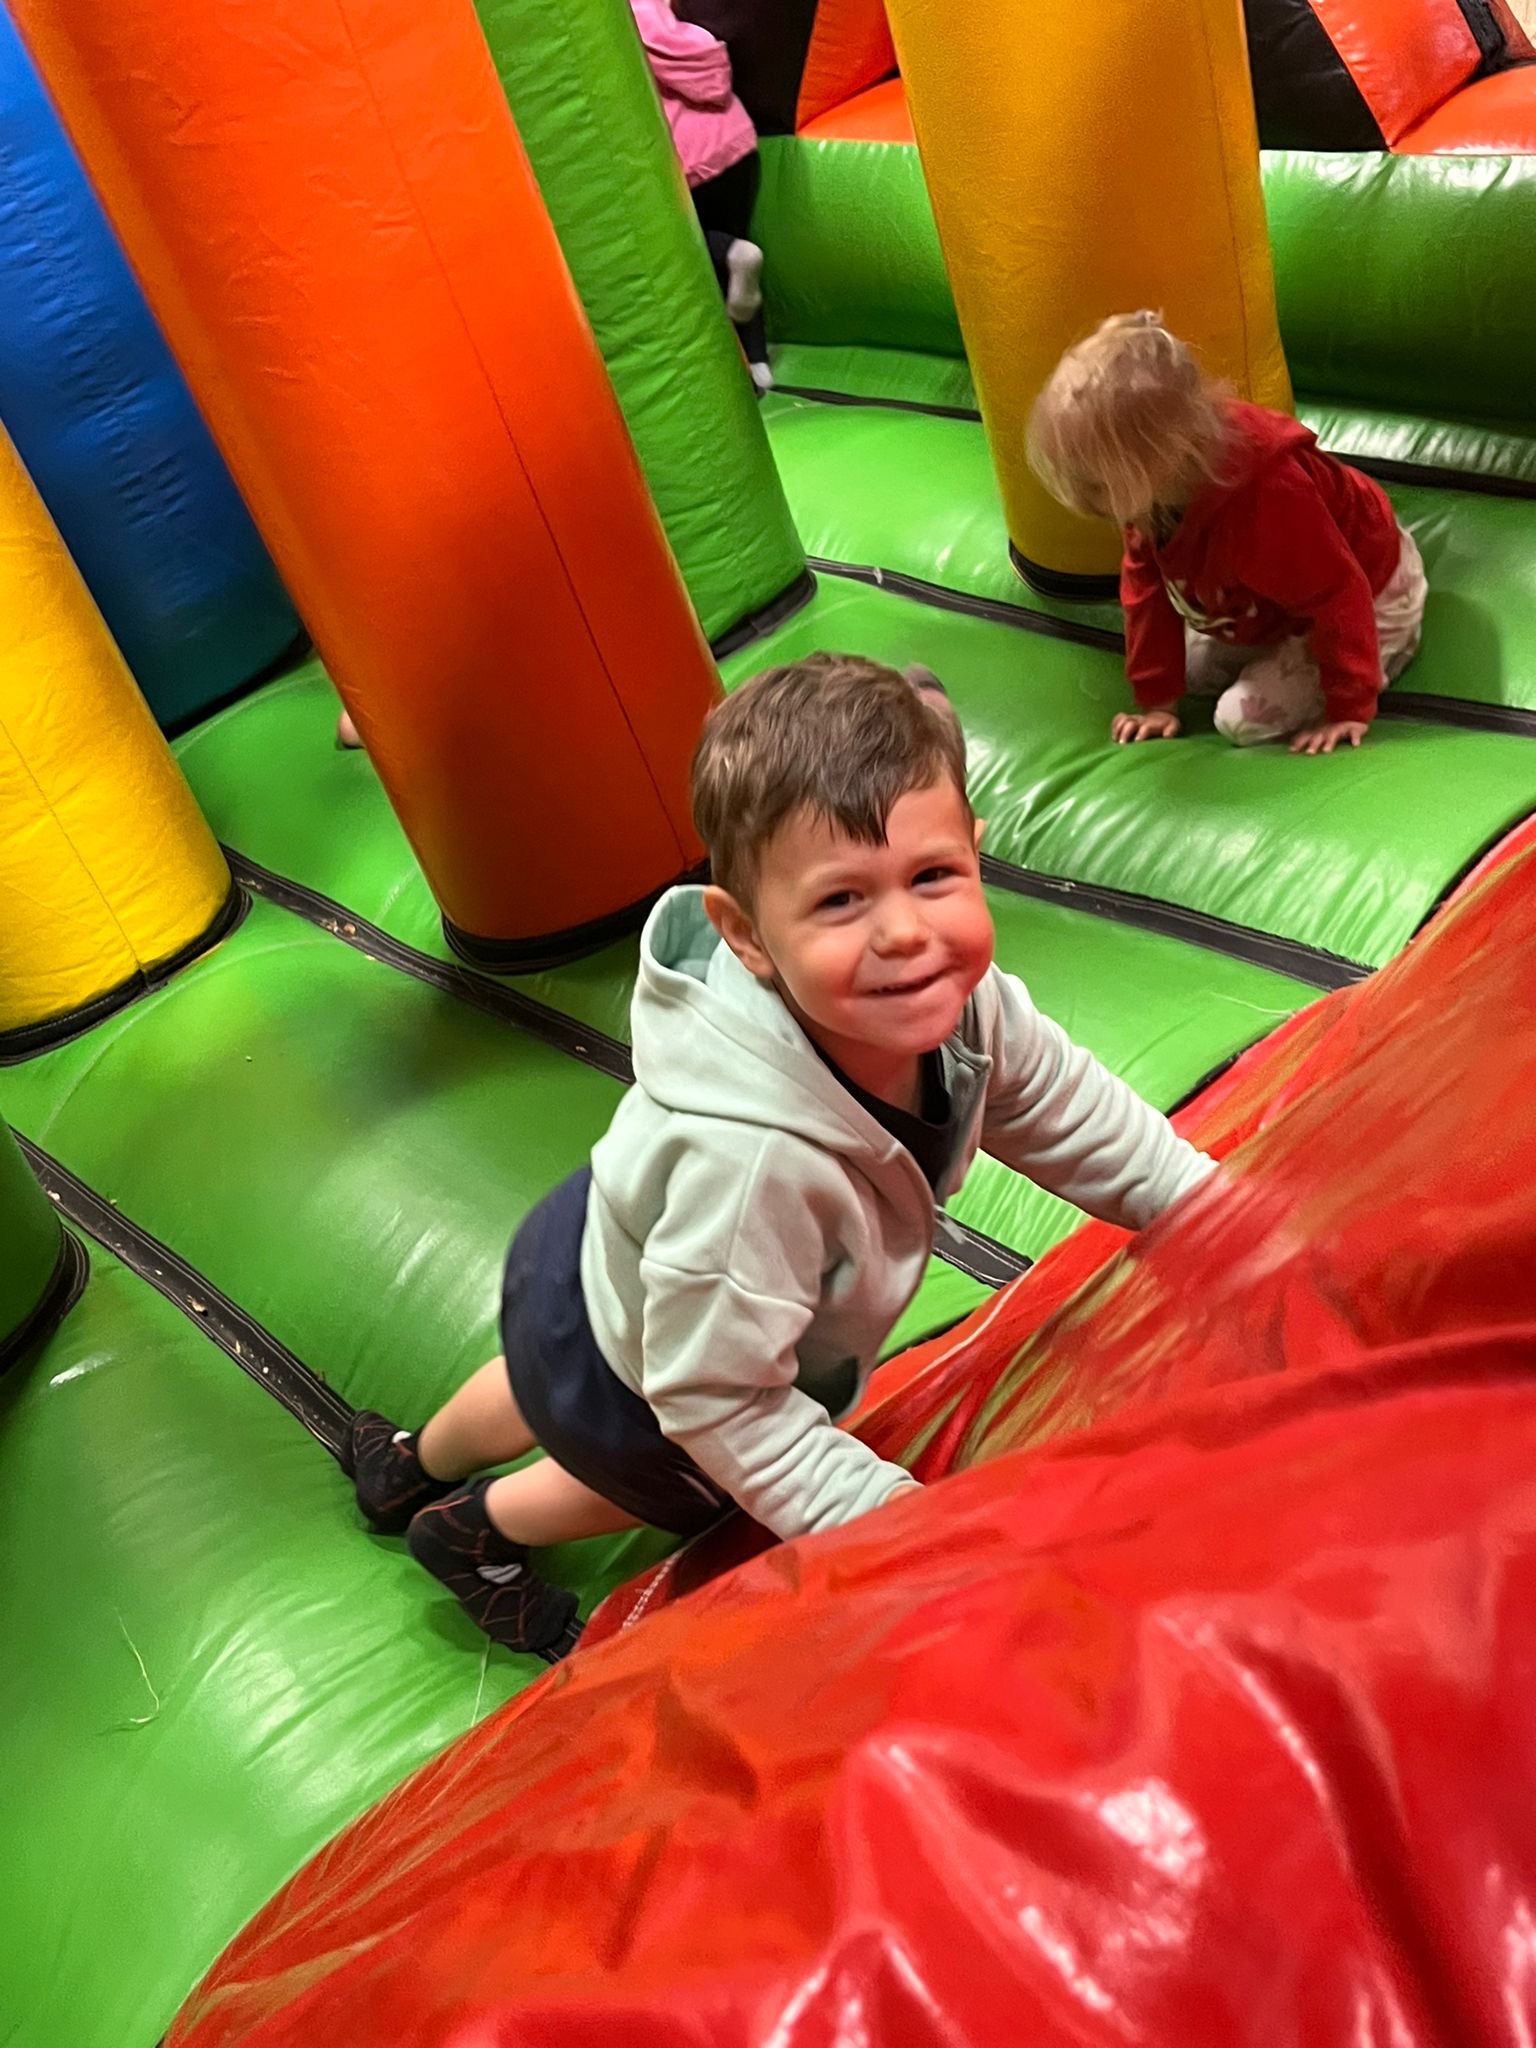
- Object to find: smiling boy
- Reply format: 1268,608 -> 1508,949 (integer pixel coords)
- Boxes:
343,654 -> 1217,1656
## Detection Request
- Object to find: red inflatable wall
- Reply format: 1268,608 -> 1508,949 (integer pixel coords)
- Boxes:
168,832 -> 1536,2046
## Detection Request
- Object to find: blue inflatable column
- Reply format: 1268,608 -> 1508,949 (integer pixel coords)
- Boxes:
0,9 -> 300,729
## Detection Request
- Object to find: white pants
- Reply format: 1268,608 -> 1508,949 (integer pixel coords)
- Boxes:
1185,525 -> 1427,745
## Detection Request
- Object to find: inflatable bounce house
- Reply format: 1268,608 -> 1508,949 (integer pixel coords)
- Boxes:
4,0 -> 1536,2039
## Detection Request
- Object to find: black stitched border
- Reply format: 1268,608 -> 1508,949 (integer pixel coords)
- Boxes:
15,1133 -> 353,1456
12,1140 -> 585,1665
229,851 -> 634,1079
0,1229 -> 89,1376
227,852 -> 1032,1286
978,857 -> 1368,991
779,378 -> 1536,499
0,881 -> 250,1066
808,554 -> 1536,742
778,380 -> 982,423
710,567 -> 818,659
809,553 -> 1122,650
1376,692 -> 1536,740
1344,452 -> 1536,502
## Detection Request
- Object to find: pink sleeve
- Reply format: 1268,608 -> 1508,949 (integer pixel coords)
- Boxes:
630,2 -> 735,105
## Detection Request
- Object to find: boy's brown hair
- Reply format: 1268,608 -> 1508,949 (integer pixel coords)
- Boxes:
691,652 -> 969,906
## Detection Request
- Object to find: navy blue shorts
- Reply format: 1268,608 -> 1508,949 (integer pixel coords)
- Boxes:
501,1169 -> 732,1539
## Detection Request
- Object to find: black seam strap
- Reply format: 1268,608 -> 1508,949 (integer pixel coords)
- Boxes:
227,852 -> 1030,1286
979,858 -> 1369,991
18,1134 -> 354,1458
779,380 -> 1536,500
808,554 -> 1536,743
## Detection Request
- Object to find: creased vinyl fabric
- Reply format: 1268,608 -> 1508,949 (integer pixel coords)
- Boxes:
10,0 -> 718,950
595,813 -> 1536,1626
0,7 -> 297,730
167,827 -> 1536,2048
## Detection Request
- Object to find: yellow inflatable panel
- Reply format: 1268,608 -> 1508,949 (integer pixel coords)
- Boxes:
0,424 -> 231,1042
885,0 -> 1292,591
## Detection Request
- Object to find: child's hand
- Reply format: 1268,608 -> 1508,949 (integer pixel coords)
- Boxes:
1289,719 -> 1370,756
1112,708 -> 1182,744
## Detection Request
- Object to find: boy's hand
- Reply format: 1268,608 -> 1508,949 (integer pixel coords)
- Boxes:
1289,719 -> 1370,756
1112,708 -> 1182,744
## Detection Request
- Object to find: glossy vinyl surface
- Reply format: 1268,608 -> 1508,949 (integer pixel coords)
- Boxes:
1266,148 -> 1536,426
758,390 -> 1536,713
883,0 -> 1289,580
176,1341 -> 1536,2048
0,1253 -> 554,2048
596,826 -> 1536,1655
0,1111 -> 60,1343
472,0 -> 804,640
1308,0 -> 1481,143
795,0 -> 896,128
1399,62 -> 1536,149
0,9 -> 297,729
0,899 -> 626,1427
11,0 -> 718,946
182,578 -> 1536,990
758,131 -> 1536,467
164,818 -> 1536,2042
0,422 -> 231,1036
726,578 -> 1536,968
170,653 -> 1314,1271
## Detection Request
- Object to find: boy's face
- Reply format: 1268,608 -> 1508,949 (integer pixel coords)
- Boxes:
706,777 -> 993,1072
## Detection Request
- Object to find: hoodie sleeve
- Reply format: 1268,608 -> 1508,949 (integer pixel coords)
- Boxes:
1121,529 -> 1187,709
1235,467 -> 1384,725
636,1136 -> 914,1542
979,971 -> 1216,1230
629,1 -> 736,107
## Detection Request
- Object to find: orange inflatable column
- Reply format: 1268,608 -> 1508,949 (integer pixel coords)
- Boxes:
12,0 -> 720,967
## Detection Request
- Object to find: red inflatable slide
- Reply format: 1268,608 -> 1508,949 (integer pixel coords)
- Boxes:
167,823 -> 1536,2047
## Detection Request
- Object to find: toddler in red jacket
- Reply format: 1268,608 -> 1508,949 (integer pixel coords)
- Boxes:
1028,313 -> 1427,756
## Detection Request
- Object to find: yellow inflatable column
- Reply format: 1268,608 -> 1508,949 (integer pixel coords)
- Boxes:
0,425 -> 233,1051
884,0 -> 1292,595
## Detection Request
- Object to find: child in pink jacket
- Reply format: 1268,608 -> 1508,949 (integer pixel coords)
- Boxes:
630,0 -> 771,389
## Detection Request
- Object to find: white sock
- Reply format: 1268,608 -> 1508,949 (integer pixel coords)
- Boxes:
724,237 -> 763,323
750,358 -> 775,393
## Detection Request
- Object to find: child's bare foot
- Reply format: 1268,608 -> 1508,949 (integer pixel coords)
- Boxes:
336,706 -> 362,750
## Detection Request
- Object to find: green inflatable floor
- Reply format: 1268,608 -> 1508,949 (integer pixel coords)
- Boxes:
0,1253 -> 543,2048
758,389 -> 1536,722
9,131 -> 1536,2048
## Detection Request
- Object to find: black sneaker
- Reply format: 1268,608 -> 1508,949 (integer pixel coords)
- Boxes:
407,1482 -> 581,1658
342,1410 -> 456,1534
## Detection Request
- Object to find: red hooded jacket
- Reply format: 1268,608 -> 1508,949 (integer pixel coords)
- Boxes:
1122,402 -> 1401,725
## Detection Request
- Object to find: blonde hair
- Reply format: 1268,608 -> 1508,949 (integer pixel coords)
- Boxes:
691,653 -> 969,907
1027,311 -> 1230,531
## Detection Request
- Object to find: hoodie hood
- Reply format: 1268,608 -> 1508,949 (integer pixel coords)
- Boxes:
631,887 -> 910,1163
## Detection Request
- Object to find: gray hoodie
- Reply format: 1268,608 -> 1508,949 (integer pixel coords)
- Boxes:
581,888 -> 1215,1543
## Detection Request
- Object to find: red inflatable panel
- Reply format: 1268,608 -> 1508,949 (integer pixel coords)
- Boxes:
1398,64 -> 1536,149
1311,0 -> 1482,143
169,836 -> 1536,2047
591,821 -> 1536,1633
